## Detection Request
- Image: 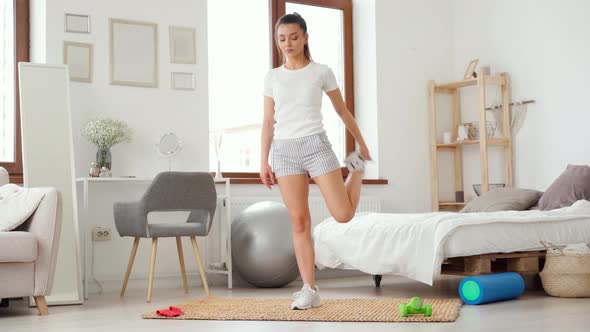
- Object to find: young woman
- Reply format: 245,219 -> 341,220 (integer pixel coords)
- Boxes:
260,13 -> 371,310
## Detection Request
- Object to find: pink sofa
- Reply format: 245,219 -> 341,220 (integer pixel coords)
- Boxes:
0,167 -> 62,315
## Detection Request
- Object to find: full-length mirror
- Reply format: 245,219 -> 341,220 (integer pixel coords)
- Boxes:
18,63 -> 83,305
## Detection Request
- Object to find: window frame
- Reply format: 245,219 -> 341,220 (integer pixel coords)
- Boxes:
0,0 -> 29,184
273,0 -> 355,172
217,0 -> 354,180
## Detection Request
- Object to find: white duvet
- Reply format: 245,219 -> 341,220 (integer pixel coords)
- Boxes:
313,200 -> 590,285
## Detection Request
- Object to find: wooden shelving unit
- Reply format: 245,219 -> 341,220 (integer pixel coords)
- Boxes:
428,71 -> 513,211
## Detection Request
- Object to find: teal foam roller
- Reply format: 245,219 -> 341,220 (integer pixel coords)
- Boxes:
459,272 -> 525,305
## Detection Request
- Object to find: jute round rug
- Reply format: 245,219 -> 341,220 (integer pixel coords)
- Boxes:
143,297 -> 462,322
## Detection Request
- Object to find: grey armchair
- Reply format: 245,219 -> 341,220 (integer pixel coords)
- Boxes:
113,172 -> 217,302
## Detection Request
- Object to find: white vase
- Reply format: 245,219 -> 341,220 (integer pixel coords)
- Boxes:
215,160 -> 223,179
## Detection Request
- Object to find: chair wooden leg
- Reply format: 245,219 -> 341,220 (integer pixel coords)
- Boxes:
120,237 -> 140,297
190,236 -> 210,297
147,238 -> 158,303
34,296 -> 48,315
176,236 -> 189,294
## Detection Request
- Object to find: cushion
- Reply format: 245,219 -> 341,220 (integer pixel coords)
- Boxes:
460,188 -> 543,213
0,231 -> 37,262
147,209 -> 210,237
0,184 -> 46,231
538,164 -> 590,210
0,167 -> 8,186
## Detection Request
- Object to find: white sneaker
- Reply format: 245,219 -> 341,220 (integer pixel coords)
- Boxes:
345,152 -> 365,173
290,284 -> 321,310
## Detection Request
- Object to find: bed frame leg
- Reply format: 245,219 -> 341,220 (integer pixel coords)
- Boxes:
372,275 -> 382,287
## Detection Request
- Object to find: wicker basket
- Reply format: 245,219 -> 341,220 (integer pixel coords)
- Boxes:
539,242 -> 590,298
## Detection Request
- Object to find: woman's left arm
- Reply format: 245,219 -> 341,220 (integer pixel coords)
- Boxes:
326,88 -> 371,160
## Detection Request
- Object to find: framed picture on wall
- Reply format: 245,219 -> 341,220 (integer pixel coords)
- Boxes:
109,18 -> 158,88
171,72 -> 195,90
64,13 -> 91,33
169,26 -> 196,64
63,41 -> 93,82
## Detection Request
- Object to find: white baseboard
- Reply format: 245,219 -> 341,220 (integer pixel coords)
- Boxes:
87,269 -> 369,294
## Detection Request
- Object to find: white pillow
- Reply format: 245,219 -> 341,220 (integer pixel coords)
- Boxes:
0,167 -> 8,186
0,184 -> 46,232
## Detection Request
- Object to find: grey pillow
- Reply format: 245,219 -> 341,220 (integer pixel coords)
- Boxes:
538,165 -> 590,211
460,188 -> 543,213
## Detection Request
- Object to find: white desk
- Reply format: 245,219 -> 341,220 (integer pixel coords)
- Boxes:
76,177 -> 232,299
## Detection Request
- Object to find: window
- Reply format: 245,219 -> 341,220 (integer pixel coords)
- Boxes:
281,0 -> 350,165
208,0 -> 353,177
0,1 -> 15,163
0,0 -> 28,184
207,0 -> 270,175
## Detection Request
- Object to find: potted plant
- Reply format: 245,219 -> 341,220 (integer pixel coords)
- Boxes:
82,117 -> 132,170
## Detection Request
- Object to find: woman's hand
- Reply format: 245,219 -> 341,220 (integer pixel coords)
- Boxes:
359,144 -> 372,161
260,162 -> 276,190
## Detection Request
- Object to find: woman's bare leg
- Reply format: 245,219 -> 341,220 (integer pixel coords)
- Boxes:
313,168 -> 363,223
276,174 -> 315,287
344,170 -> 363,212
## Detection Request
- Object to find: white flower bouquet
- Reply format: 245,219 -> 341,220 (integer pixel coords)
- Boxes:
209,128 -> 224,179
82,117 -> 132,150
209,128 -> 224,161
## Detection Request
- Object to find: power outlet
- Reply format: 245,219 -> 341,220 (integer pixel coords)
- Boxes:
92,226 -> 112,241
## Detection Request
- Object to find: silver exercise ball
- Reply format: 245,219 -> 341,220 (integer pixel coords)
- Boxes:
231,201 -> 299,288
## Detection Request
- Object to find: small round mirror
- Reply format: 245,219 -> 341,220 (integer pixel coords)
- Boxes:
155,133 -> 182,170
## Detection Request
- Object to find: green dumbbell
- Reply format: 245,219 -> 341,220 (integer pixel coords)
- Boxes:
399,297 -> 433,317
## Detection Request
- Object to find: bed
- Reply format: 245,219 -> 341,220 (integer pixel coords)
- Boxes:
313,200 -> 590,286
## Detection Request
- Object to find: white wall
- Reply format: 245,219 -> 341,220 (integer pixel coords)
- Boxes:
32,0 -> 209,179
29,0 -> 216,292
353,0 -> 379,179
451,0 -> 590,194
374,0 -> 454,212
29,0 -> 46,63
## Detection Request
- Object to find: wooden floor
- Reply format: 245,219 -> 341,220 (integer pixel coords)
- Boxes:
1,275 -> 589,332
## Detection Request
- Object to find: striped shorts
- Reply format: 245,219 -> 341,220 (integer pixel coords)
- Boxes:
271,132 -> 341,179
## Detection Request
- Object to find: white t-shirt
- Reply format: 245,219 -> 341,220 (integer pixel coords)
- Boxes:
264,61 -> 339,139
